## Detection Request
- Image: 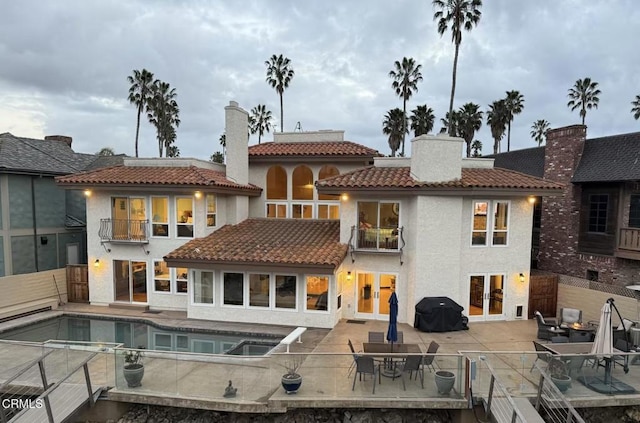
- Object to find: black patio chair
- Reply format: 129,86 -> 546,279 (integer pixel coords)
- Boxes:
347,339 -> 361,377
368,331 -> 385,343
352,356 -> 379,394
423,341 -> 440,372
530,341 -> 551,372
395,354 -> 424,390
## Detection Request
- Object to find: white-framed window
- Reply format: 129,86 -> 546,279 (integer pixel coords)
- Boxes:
275,274 -> 297,310
223,272 -> 245,306
176,267 -> 188,294
266,202 -> 288,218
249,273 -> 270,308
154,333 -> 173,351
337,272 -> 345,310
206,194 -> 217,227
317,203 -> 340,220
153,260 -> 171,293
194,271 -> 214,304
151,196 -> 169,237
356,201 -> 400,250
292,203 -> 313,219
305,275 -> 329,312
471,200 -> 510,246
175,196 -> 194,238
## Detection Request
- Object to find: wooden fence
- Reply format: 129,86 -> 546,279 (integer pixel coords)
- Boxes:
66,265 -> 89,303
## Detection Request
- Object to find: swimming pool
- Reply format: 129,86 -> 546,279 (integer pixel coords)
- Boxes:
0,316 -> 280,355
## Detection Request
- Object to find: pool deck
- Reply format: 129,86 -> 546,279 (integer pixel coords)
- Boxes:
2,304 -> 640,412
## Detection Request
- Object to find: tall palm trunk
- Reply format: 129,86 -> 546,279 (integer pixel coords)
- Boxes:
448,41 -> 460,136
507,122 -> 511,152
401,98 -> 407,156
135,103 -> 142,157
582,106 -> 585,125
279,93 -> 284,132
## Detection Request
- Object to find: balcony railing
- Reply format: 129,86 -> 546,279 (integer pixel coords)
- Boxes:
619,227 -> 640,252
352,226 -> 403,251
99,218 -> 149,243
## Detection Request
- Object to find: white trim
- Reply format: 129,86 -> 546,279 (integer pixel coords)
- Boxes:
150,196 -> 169,238
247,272 -> 271,309
466,272 -> 507,322
470,200 -> 511,248
175,195 -> 194,238
353,271 -> 398,320
303,275 -> 330,313
221,271 -> 246,307
152,258 -> 172,294
265,202 -> 288,218
206,194 -> 217,228
192,269 -> 215,305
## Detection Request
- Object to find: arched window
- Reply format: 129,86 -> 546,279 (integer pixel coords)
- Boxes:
266,166 -> 287,200
292,165 -> 313,200
318,165 -> 340,200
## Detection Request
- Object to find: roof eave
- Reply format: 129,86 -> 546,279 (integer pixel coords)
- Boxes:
164,257 -> 339,273
317,186 -> 564,197
249,155 -> 376,164
55,182 -> 262,196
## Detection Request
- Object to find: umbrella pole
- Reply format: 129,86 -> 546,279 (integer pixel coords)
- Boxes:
608,298 -> 630,373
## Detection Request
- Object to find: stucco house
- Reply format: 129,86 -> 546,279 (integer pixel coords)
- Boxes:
492,125 -> 640,287
0,133 -> 121,276
56,101 -> 562,328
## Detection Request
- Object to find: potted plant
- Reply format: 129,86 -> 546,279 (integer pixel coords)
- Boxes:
434,370 -> 456,395
123,348 -> 144,388
280,356 -> 303,394
548,357 -> 571,392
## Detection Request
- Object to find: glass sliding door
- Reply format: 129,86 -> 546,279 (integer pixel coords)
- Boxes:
356,272 -> 396,319
469,274 -> 504,321
114,260 -> 148,303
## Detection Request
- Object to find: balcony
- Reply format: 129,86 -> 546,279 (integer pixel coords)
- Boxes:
99,219 -> 149,244
352,226 -> 403,251
616,227 -> 640,260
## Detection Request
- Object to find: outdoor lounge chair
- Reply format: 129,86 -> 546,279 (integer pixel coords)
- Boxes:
530,341 -> 551,372
352,356 -> 379,393
534,311 -> 558,340
394,354 -> 424,390
368,331 -> 385,343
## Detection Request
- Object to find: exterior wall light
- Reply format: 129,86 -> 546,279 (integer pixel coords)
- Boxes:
84,189 -> 92,197
347,271 -> 352,281
519,273 -> 525,283
528,196 -> 536,204
194,191 -> 202,199
94,259 -> 100,267
341,193 -> 348,201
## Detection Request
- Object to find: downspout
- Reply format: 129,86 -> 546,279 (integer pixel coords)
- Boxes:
31,176 -> 39,271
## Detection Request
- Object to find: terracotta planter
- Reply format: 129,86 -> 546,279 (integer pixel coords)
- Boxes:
123,363 -> 144,388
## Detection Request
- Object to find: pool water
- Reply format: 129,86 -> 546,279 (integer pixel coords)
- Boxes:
0,316 -> 280,355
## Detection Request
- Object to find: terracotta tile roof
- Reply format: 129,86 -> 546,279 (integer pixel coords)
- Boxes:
316,166 -> 564,191
248,141 -> 379,158
165,219 -> 347,269
55,165 -> 261,193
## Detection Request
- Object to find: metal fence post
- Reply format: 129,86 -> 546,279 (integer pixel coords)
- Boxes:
84,363 -> 95,407
38,360 -> 54,423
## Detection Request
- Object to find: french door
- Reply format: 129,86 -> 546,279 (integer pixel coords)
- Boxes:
468,274 -> 505,321
355,272 -> 397,320
113,260 -> 148,303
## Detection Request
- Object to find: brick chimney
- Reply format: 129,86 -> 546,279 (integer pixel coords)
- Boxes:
44,135 -> 73,149
224,101 -> 249,185
538,124 -> 586,275
410,134 -> 463,182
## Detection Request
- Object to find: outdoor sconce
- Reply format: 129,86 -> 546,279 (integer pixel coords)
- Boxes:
528,196 -> 536,204
83,189 -> 92,197
341,193 -> 348,201
519,273 -> 525,283
347,271 -> 352,281
94,259 -> 100,268
194,191 -> 202,199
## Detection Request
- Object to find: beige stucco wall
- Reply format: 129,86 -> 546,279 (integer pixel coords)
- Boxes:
0,268 -> 67,313
557,283 -> 640,325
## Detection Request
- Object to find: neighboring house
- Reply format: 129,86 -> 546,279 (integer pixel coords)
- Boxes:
0,133 -> 118,276
492,125 -> 640,286
56,102 -> 562,328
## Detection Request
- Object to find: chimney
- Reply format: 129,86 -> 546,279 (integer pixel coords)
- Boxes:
44,135 -> 73,149
224,101 -> 249,185
410,134 -> 463,182
543,124 -> 586,184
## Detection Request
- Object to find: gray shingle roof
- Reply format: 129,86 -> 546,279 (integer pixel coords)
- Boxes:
0,132 -> 95,175
572,132 -> 640,182
487,147 -> 546,178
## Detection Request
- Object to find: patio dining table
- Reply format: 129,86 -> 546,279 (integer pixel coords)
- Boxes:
362,343 -> 422,378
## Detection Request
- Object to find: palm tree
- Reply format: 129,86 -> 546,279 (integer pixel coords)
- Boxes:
504,90 -> 525,152
127,69 -> 155,157
147,81 -> 180,157
486,100 -> 508,154
410,105 -> 435,137
383,108 -> 407,157
632,95 -> 640,120
96,147 -> 115,156
440,110 -> 461,137
389,57 -> 423,156
471,139 -> 482,157
210,151 -> 224,163
457,103 -> 483,157
265,54 -> 295,132
567,77 -> 601,125
250,104 -> 273,144
530,119 -> 550,146
166,145 -> 180,157
433,0 -> 482,135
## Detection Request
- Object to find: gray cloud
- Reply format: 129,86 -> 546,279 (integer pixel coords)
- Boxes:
0,0 -> 639,159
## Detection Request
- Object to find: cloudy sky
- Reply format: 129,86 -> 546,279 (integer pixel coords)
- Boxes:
1,0 -> 639,160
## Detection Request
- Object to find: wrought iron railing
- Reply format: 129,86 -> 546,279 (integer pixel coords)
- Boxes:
352,226 -> 403,251
99,219 -> 149,243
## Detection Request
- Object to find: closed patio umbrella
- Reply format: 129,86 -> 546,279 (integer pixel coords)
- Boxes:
386,291 -> 398,351
590,301 -> 612,358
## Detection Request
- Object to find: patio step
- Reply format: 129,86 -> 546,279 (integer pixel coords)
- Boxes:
485,397 -> 544,423
108,303 -> 149,311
